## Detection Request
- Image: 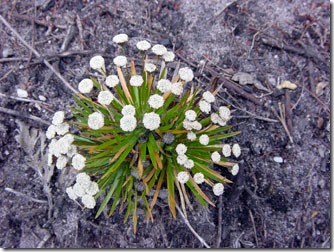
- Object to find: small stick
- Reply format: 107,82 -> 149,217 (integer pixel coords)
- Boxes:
284,90 -> 293,132
249,209 -> 259,247
176,205 -> 211,248
5,187 -> 48,204
0,92 -> 50,106
0,15 -> 78,94
215,195 -> 223,248
0,106 -> 50,126
76,14 -> 85,50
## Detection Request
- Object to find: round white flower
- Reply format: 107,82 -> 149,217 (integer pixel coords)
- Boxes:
55,123 -> 70,136
152,44 -> 167,56
78,79 -> 94,94
72,154 -> 86,170
211,113 -> 220,124
66,186 -> 78,200
190,121 -> 202,131
49,139 -> 61,157
144,63 -> 156,73
85,181 -> 99,196
120,115 -> 137,132
130,75 -> 144,87
162,51 -> 175,62
199,134 -> 209,145
231,164 -> 239,176
177,171 -> 189,184
199,100 -> 211,114
56,135 -> 73,155
112,33 -> 128,44
67,144 -> 77,157
211,151 -> 221,163
113,55 -> 127,67
176,143 -> 187,155
184,159 -> 194,169
232,143 -> 241,158
106,75 -> 119,87
187,131 -> 196,141
82,194 -> 96,209
89,55 -> 105,71
52,111 -> 65,126
213,183 -> 224,196
136,40 -> 151,51
46,125 -> 56,139
203,91 -> 215,103
179,67 -> 194,82
73,183 -> 86,197
88,112 -> 104,130
183,120 -> 193,131
177,154 -> 188,165
56,155 -> 68,169
171,82 -> 183,95
62,134 -> 74,144
157,79 -> 172,93
193,172 -> 205,184
222,144 -> 231,157
121,105 -> 136,116
217,118 -> 227,126
97,90 -> 114,105
185,110 -> 197,121
76,172 -> 91,188
219,106 -> 231,121
148,94 -> 164,109
143,112 -> 161,131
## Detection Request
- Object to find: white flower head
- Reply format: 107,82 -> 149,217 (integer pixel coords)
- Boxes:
199,134 -> 209,145
55,123 -> 70,136
66,186 -> 78,200
72,154 -> 86,170
184,159 -> 194,169
90,55 -> 105,72
106,75 -> 119,87
211,113 -> 220,124
162,51 -> 175,62
199,100 -> 211,114
217,118 -> 227,126
82,194 -> 96,209
190,121 -> 202,131
152,44 -> 167,56
177,154 -> 188,165
136,40 -> 151,51
67,144 -> 77,157
213,183 -> 224,196
185,110 -> 197,121
179,67 -> 194,82
177,171 -> 189,184
52,111 -> 65,126
211,151 -> 221,163
157,79 -> 172,93
121,105 -> 136,116
183,120 -> 193,131
171,82 -> 183,96
148,94 -> 164,109
130,75 -> 144,87
187,131 -> 196,141
46,125 -> 56,139
143,112 -> 161,131
219,106 -> 231,121
53,135 -> 73,155
56,155 -> 68,169
85,181 -> 99,196
203,91 -> 215,103
176,143 -> 187,155
97,90 -> 114,105
112,33 -> 128,44
222,144 -> 231,157
144,63 -> 156,73
78,79 -> 94,94
76,172 -> 91,188
73,183 -> 86,197
231,164 -> 239,176
120,115 -> 137,132
193,172 -> 205,184
113,55 -> 127,67
62,134 -> 74,144
232,143 -> 241,158
88,112 -> 104,130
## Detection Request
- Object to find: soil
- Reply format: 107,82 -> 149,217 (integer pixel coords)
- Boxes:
0,0 -> 330,248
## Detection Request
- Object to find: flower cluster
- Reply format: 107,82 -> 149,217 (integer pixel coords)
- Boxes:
46,33 -> 242,232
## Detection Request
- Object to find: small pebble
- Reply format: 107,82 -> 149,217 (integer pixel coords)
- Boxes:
273,156 -> 283,163
17,88 -> 28,98
2,48 -> 14,58
4,150 -> 9,155
38,95 -> 47,101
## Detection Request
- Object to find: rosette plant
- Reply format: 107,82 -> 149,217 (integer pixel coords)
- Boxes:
47,34 -> 241,233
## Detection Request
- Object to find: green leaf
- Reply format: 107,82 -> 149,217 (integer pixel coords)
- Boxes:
166,159 -> 176,218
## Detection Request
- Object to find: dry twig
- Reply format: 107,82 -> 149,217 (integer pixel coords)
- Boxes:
0,106 -> 50,126
5,187 -> 48,204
